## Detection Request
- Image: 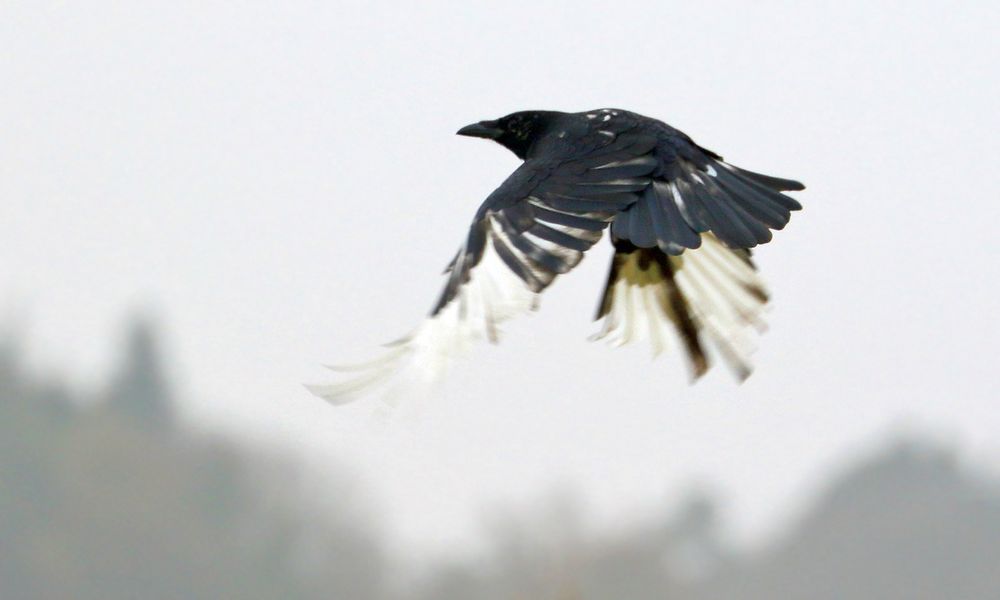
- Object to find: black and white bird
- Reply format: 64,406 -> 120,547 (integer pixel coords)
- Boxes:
308,109 -> 804,403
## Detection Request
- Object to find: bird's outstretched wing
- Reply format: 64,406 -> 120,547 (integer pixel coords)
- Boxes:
594,116 -> 804,378
306,131 -> 659,404
609,122 -> 804,254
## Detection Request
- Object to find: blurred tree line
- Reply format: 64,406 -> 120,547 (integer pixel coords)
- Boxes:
2,319 -> 999,599
0,320 -> 386,600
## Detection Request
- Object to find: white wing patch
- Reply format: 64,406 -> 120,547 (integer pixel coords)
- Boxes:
673,235 -> 768,378
591,252 -> 675,355
306,227 -> 539,406
592,234 -> 768,379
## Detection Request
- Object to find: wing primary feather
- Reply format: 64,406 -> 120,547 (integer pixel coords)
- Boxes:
719,163 -> 803,210
596,250 -> 627,319
528,222 -> 595,252
712,177 -> 790,230
673,179 -> 713,233
531,205 -> 608,231
720,162 -> 805,192
626,193 -> 657,247
648,181 -> 702,253
687,172 -> 760,248
492,212 -> 571,274
538,192 -> 633,214
719,194 -> 773,245
712,167 -> 794,228
490,232 -> 548,292
651,252 -> 708,378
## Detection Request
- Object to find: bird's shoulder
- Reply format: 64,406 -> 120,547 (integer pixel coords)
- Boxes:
531,109 -> 704,163
478,160 -> 551,214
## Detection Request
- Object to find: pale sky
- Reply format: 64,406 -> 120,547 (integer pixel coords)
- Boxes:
3,1 -> 999,560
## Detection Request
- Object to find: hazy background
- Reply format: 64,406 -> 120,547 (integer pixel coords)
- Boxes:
3,1 -> 999,597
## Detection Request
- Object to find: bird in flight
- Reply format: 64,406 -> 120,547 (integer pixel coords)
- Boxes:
308,109 -> 803,404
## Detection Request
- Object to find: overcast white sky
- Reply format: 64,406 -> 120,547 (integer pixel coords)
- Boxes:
3,1 -> 999,559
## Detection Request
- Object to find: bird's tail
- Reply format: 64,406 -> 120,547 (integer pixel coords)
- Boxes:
591,234 -> 769,380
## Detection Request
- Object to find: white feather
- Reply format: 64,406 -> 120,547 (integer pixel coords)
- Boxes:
306,233 -> 539,406
591,252 -> 678,353
591,234 -> 769,378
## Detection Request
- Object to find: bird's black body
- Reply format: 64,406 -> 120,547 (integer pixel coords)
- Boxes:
446,109 -> 801,317
444,109 -> 803,378
308,109 -> 804,403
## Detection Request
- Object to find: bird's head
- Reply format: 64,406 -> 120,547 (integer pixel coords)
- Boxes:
457,111 -> 562,159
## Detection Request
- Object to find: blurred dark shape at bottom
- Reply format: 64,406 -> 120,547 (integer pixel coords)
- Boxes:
418,442 -> 1000,600
1,318 -> 998,599
0,319 -> 386,600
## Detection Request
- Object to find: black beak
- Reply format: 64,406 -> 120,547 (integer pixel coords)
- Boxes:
456,120 -> 503,139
